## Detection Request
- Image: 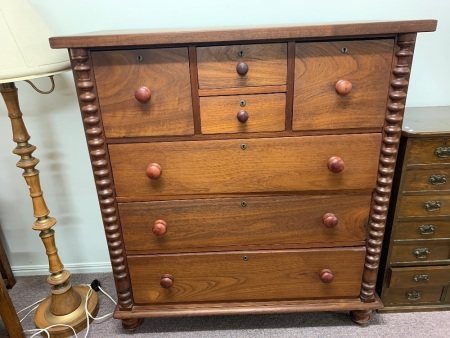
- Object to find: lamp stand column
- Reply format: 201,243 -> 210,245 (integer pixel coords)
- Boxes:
1,82 -> 98,338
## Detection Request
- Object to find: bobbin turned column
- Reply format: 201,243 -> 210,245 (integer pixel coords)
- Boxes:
0,82 -> 98,338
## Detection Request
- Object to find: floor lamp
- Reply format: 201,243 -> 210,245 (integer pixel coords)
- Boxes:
0,1 -> 98,337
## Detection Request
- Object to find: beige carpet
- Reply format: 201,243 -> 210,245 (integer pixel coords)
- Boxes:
2,272 -> 449,337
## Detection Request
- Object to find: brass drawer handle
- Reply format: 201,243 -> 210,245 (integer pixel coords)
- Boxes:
424,200 -> 441,212
435,146 -> 450,158
412,274 -> 429,282
418,224 -> 435,235
414,248 -> 430,259
406,291 -> 421,301
429,174 -> 447,186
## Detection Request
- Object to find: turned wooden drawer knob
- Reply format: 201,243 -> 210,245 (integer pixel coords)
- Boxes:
335,79 -> 352,96
152,220 -> 167,236
319,269 -> 334,283
160,274 -> 174,289
146,163 -> 162,179
237,110 -> 249,123
236,62 -> 249,76
327,156 -> 345,173
135,86 -> 151,103
322,213 -> 338,228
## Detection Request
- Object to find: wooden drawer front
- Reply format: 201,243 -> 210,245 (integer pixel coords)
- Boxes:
389,266 -> 450,288
383,286 -> 443,305
197,43 -> 287,89
390,243 -> 450,263
91,48 -> 194,138
394,220 -> 450,241
109,133 -> 381,198
200,93 -> 285,134
120,193 -> 371,254
398,195 -> 450,217
293,39 -> 393,131
407,138 -> 450,165
402,168 -> 450,192
128,247 -> 366,304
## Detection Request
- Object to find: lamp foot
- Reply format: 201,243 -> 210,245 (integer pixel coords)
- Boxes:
34,285 -> 99,338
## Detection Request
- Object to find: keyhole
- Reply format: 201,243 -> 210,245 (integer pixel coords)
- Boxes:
238,50 -> 245,57
341,47 -> 348,54
136,55 -> 144,62
243,256 -> 248,261
240,100 -> 246,107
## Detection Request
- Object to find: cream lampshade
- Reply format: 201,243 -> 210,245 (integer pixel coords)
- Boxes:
0,0 -> 70,83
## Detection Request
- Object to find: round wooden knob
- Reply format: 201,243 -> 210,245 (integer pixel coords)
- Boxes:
335,79 -> 352,96
237,110 -> 249,123
322,213 -> 338,228
160,274 -> 174,289
327,156 -> 345,173
135,86 -> 151,103
152,220 -> 167,236
236,62 -> 249,76
146,163 -> 162,179
319,269 -> 334,283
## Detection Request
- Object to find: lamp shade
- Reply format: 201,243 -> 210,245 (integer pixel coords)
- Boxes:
0,0 -> 70,83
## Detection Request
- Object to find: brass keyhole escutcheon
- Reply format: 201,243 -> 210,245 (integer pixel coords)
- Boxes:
341,47 -> 348,54
243,256 -> 248,261
136,55 -> 144,62
240,100 -> 246,107
240,144 -> 247,150
238,50 -> 245,57
241,201 -> 247,207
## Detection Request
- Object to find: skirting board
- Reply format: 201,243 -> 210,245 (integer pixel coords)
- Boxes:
12,262 -> 112,276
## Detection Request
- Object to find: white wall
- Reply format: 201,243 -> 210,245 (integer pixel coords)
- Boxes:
1,0 -> 449,275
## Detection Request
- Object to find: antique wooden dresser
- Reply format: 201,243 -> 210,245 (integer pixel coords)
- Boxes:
377,106 -> 450,312
50,20 -> 437,329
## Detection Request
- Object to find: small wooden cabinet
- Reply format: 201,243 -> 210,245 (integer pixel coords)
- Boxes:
378,106 -> 450,312
50,21 -> 436,330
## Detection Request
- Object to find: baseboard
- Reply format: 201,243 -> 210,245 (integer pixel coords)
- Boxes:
12,262 -> 112,276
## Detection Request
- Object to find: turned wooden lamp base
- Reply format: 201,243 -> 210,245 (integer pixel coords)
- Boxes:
35,286 -> 99,338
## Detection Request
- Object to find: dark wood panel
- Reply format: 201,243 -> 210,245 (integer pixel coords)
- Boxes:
119,193 -> 371,253
389,266 -> 450,288
383,286 -> 443,305
407,138 -> 450,165
390,243 -> 450,263
398,194 -> 450,217
128,247 -> 366,304
394,219 -> 450,241
402,168 -> 450,192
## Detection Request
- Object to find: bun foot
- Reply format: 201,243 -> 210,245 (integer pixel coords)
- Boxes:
350,309 -> 372,325
121,318 -> 144,331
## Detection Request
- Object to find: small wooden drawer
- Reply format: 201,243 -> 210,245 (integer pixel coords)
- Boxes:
389,266 -> 450,288
91,48 -> 194,138
390,243 -> 450,263
394,220 -> 450,241
200,93 -> 286,134
293,39 -> 394,131
109,133 -> 381,199
397,195 -> 450,217
383,286 -> 443,305
402,168 -> 450,192
407,138 -> 450,165
197,43 -> 287,89
119,193 -> 371,254
128,247 -> 366,304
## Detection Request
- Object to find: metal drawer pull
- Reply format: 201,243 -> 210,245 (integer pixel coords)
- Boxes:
418,224 -> 435,235
429,174 -> 447,186
424,200 -> 441,212
412,274 -> 429,282
414,248 -> 430,259
406,291 -> 421,300
435,146 -> 450,158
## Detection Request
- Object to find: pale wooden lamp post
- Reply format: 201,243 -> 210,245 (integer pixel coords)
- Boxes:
0,1 -> 98,337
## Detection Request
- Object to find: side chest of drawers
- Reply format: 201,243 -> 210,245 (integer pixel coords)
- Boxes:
50,21 -> 437,330
378,106 -> 450,312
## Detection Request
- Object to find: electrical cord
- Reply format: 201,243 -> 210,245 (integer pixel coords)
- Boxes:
18,280 -> 116,338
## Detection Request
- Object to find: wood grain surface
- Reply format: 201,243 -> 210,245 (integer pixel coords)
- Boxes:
389,266 -> 450,288
406,138 -> 450,165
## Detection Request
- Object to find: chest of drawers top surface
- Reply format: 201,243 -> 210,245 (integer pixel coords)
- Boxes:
51,21 -> 436,329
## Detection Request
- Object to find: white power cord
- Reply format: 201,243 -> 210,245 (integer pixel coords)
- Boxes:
18,282 -> 116,338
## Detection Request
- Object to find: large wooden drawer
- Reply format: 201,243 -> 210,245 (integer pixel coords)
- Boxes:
197,43 -> 287,89
119,193 -> 371,254
128,247 -> 366,304
389,266 -> 450,288
397,195 -> 450,217
394,220 -> 450,241
91,48 -> 194,138
293,39 -> 394,131
109,133 -> 381,199
390,242 -> 450,263
383,286 -> 444,305
402,168 -> 450,192
200,93 -> 286,134
407,138 -> 450,165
